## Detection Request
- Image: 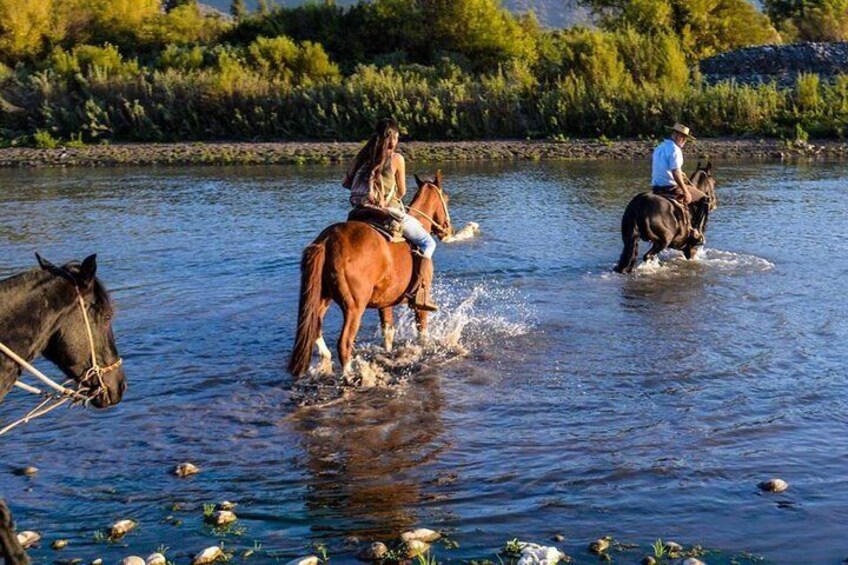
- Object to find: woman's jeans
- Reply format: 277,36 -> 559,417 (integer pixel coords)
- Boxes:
401,214 -> 436,258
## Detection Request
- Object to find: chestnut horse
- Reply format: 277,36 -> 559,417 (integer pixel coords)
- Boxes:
615,162 -> 717,273
288,172 -> 452,377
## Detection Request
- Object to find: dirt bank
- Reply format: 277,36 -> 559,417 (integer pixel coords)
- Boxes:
0,138 -> 844,167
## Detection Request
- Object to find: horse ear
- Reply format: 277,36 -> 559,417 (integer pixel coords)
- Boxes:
77,254 -> 98,288
705,160 -> 712,173
35,253 -> 55,271
435,170 -> 442,188
696,160 -> 702,170
414,174 -> 425,188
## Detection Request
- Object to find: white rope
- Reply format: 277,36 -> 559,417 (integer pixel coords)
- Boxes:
0,341 -> 83,398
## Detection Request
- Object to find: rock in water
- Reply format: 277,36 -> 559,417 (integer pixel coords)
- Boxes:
147,553 -> 167,565
683,559 -> 706,565
174,462 -> 200,477
664,541 -> 683,553
589,538 -> 609,554
110,519 -> 137,539
207,510 -> 237,526
401,528 -> 441,543
16,531 -> 41,549
284,557 -> 319,565
517,542 -> 565,565
192,546 -> 224,565
405,540 -> 430,558
51,539 -> 68,550
122,557 -> 145,565
758,478 -> 789,493
358,542 -> 388,561
14,466 -> 38,476
218,501 -> 236,511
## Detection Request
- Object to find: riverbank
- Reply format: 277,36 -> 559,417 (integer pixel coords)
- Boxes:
0,138 -> 846,167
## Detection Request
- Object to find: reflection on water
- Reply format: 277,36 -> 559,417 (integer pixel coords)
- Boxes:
0,161 -> 846,564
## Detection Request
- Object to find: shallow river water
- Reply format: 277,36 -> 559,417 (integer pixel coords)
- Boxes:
0,160 -> 846,564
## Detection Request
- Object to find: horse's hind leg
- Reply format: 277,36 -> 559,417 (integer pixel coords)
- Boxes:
379,307 -> 395,353
339,303 -> 366,375
643,239 -> 668,264
314,299 -> 333,375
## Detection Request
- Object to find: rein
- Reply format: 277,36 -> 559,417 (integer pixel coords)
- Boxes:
408,183 -> 451,236
0,288 -> 122,436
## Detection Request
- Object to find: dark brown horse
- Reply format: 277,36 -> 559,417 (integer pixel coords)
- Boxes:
288,172 -> 452,377
615,162 -> 717,273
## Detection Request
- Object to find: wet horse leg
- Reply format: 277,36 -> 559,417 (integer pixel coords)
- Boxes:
415,310 -> 430,342
314,299 -> 333,375
379,308 -> 395,352
643,238 -> 669,264
0,498 -> 28,565
338,303 -> 366,375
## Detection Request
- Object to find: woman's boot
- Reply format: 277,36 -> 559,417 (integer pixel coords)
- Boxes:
409,257 -> 438,312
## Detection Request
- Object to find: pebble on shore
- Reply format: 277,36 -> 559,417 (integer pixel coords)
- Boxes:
110,519 -> 137,539
401,528 -> 441,543
174,462 -> 200,477
758,478 -> 789,493
192,546 -> 225,565
146,552 -> 167,565
16,531 -> 41,549
206,510 -> 237,526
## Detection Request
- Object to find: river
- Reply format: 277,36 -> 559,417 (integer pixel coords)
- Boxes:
0,160 -> 845,564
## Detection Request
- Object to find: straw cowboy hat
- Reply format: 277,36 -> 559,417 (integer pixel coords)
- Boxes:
669,123 -> 695,139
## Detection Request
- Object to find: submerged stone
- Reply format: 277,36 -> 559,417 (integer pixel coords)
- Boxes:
16,531 -> 41,549
51,539 -> 68,550
192,546 -> 224,565
207,510 -> 237,526
147,553 -> 167,565
121,557 -> 144,565
174,462 -> 200,477
285,557 -> 319,565
588,538 -> 609,554
401,528 -> 441,543
358,542 -> 388,561
110,519 -> 137,539
758,478 -> 789,493
405,540 -> 430,558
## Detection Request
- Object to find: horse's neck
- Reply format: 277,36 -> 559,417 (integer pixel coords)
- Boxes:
408,190 -> 435,231
0,272 -> 75,397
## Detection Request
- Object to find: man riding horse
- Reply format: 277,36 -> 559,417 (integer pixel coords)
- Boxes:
651,123 -> 710,244
343,118 -> 439,312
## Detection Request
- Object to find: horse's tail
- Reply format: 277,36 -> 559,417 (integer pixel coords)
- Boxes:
288,242 -> 326,377
615,202 -> 640,274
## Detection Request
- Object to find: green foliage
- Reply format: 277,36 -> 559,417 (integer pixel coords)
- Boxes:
764,0 -> 848,41
49,44 -> 140,79
33,129 -> 60,148
231,0 -> 248,22
247,36 -> 340,84
579,0 -> 781,60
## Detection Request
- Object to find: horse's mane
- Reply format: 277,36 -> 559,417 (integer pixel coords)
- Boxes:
0,266 -> 113,317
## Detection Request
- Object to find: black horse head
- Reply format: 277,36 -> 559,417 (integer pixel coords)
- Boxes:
692,160 -> 718,210
32,254 -> 126,408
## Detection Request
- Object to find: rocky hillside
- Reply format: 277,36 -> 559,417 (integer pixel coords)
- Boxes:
700,42 -> 848,86
200,0 -> 590,28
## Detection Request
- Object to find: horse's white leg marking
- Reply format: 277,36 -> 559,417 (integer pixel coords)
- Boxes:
383,324 -> 395,352
315,335 -> 333,375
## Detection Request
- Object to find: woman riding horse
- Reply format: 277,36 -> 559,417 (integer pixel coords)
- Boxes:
343,118 -> 439,312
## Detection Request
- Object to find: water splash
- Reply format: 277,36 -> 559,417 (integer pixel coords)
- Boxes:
598,247 -> 775,280
292,281 -> 532,405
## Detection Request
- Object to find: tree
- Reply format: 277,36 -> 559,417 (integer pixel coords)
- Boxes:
258,0 -> 269,15
0,0 -> 54,62
580,0 -> 781,59
231,0 -> 248,22
165,0 -> 197,12
763,0 -> 848,41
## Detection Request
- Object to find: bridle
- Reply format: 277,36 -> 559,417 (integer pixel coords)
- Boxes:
407,182 -> 452,238
0,282 -> 123,436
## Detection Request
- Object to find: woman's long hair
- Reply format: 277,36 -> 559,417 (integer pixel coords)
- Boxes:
343,119 -> 399,200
